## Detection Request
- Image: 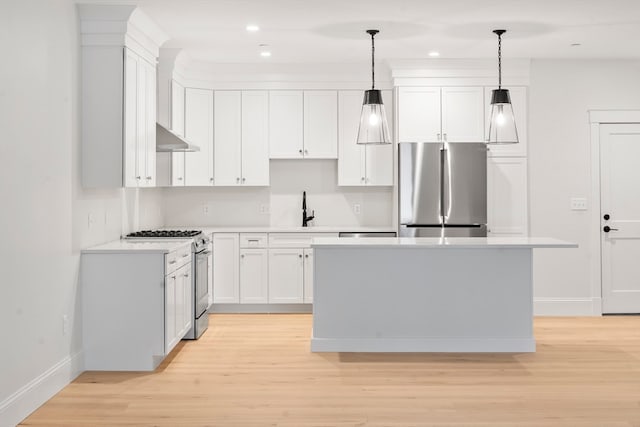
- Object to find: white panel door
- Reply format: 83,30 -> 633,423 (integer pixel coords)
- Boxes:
487,157 -> 528,236
304,91 -> 338,159
600,124 -> 640,313
214,91 -> 242,185
303,248 -> 314,303
269,91 -> 303,158
123,48 -> 139,188
240,248 -> 269,303
338,90 -> 365,185
268,249 -> 304,303
241,91 -> 269,186
143,60 -> 156,187
441,86 -> 485,142
185,88 -> 214,186
213,233 -> 240,303
365,90 -> 394,186
485,86 -> 528,157
398,87 -> 441,143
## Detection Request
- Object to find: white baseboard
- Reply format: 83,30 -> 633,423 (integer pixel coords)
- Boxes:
0,351 -> 84,427
534,297 -> 602,316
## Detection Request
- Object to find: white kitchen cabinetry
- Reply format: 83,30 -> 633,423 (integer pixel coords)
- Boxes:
240,249 -> 269,303
338,90 -> 393,186
303,248 -> 314,303
81,241 -> 192,371
485,86 -> 528,157
185,88 -> 214,186
170,80 -> 186,186
268,249 -> 304,303
214,91 -> 269,186
269,91 -> 338,159
123,48 -> 157,187
212,233 -> 240,303
487,157 -> 528,236
79,6 -> 166,188
398,86 -> 485,143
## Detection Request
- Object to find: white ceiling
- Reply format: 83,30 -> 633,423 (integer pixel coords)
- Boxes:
85,0 -> 640,63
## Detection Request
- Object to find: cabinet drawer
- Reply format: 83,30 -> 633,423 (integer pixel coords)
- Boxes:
166,244 -> 192,274
240,233 -> 268,248
268,233 -> 337,248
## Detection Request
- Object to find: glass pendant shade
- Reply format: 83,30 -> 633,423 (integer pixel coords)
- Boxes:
487,88 -> 518,144
357,89 -> 391,144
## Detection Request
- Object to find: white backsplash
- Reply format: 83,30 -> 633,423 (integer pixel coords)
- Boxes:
162,160 -> 393,227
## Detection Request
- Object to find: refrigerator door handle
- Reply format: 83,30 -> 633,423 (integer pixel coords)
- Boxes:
441,147 -> 450,221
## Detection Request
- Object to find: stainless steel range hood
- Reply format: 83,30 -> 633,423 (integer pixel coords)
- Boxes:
156,123 -> 200,152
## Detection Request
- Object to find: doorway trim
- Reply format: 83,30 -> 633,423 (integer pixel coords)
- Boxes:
588,110 -> 640,315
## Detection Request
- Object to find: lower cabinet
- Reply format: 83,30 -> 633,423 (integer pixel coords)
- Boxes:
268,249 -> 304,303
212,233 -> 240,303
303,248 -> 314,303
240,248 -> 268,303
165,262 -> 192,355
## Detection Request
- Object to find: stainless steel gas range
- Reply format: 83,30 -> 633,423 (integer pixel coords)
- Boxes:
125,229 -> 211,339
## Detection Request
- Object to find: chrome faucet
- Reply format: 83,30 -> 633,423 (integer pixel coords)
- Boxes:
302,191 -> 314,227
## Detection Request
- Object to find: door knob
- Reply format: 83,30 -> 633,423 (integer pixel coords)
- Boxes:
603,214 -> 610,220
603,226 -> 618,233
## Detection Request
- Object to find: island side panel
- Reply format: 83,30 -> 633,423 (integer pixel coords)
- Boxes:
312,247 -> 534,352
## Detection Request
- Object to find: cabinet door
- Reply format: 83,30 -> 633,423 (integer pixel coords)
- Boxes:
213,233 -> 240,303
303,248 -> 314,303
241,91 -> 270,186
240,248 -> 269,303
123,49 -> 139,187
441,86 -> 485,142
136,56 -> 148,187
207,240 -> 213,307
398,87 -> 441,143
304,91 -> 338,158
143,60 -> 156,187
485,86 -> 528,157
171,152 -> 185,186
164,273 -> 178,354
269,91 -> 303,158
487,157 -> 528,235
185,88 -> 214,186
214,91 -> 242,185
338,91 -> 366,185
365,90 -> 394,186
268,249 -> 304,303
171,80 -> 185,136
175,264 -> 186,338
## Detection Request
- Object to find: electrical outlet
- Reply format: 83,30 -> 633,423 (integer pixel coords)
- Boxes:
354,204 -> 361,215
260,204 -> 270,214
62,315 -> 69,336
202,203 -> 210,215
570,197 -> 587,211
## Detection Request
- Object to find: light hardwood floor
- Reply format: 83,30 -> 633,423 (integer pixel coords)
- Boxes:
22,314 -> 640,426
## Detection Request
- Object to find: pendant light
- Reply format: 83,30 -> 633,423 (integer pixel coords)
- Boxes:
488,29 -> 519,144
357,29 -> 391,145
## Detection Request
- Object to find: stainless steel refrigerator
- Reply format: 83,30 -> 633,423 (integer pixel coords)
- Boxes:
399,142 -> 487,237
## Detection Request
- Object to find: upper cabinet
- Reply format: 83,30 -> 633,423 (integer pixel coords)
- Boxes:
338,90 -> 394,186
484,86 -> 528,157
184,88 -> 214,186
79,5 -> 168,188
215,91 -> 269,186
170,80 -> 185,186
269,91 -> 338,159
398,86 -> 484,143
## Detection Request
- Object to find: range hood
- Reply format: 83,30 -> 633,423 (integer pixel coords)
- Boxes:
156,123 -> 200,152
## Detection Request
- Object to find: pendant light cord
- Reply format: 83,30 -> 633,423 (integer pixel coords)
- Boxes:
497,32 -> 502,89
370,32 -> 376,90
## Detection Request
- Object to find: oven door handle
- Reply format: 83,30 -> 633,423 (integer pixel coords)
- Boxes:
198,250 -> 212,256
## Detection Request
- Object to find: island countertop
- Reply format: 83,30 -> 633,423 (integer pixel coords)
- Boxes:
311,237 -> 577,249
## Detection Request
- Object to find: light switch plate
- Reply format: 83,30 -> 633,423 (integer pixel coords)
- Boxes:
570,197 -> 587,211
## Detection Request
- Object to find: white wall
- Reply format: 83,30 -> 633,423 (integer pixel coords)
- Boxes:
528,59 -> 640,313
163,160 -> 393,227
0,2 -> 163,425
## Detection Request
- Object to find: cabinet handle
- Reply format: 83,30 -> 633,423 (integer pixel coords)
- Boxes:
305,254 -> 309,258
361,177 -> 365,182
169,261 -> 177,265
304,149 -> 308,154
248,239 -> 260,242
136,176 -> 141,180
242,177 -> 246,183
184,273 -> 190,278
210,177 -> 214,182
436,133 -> 441,141
236,177 -> 240,183
241,254 -> 245,258
443,133 -> 447,142
298,254 -> 303,258
146,176 -> 152,180
299,149 -> 303,155
182,254 -> 189,258
171,275 -> 176,279
177,177 -> 183,181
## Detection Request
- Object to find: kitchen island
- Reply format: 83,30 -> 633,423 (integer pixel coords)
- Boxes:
310,237 -> 576,353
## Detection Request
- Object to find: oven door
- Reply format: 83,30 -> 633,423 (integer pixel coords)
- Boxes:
195,250 -> 210,317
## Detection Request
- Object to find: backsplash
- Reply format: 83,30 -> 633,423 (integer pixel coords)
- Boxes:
162,160 -> 393,227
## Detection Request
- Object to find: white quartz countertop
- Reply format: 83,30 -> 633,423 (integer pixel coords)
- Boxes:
311,237 -> 578,249
165,226 -> 397,234
82,239 -> 192,254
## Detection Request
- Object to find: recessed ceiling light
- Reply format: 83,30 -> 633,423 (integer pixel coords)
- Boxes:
428,51 -> 440,57
246,25 -> 259,32
260,51 -> 271,57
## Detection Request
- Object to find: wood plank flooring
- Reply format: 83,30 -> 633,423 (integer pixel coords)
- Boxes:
21,314 -> 640,426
